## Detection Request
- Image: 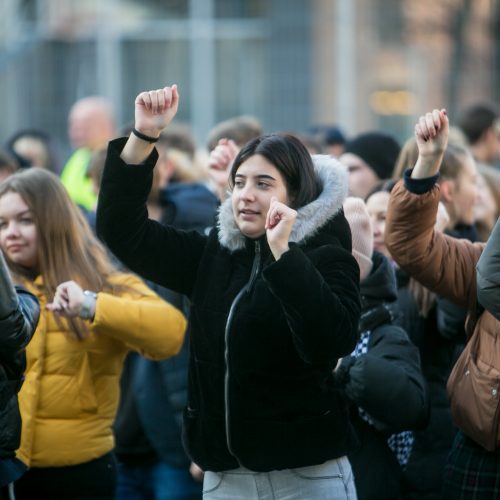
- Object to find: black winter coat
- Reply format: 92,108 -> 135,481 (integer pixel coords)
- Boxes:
97,140 -> 361,472
0,286 -> 39,460
114,180 -> 217,470
337,252 -> 428,500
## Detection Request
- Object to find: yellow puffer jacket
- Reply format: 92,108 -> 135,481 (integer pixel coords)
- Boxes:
17,272 -> 186,468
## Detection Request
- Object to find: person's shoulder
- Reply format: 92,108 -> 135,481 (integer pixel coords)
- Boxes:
304,238 -> 359,281
302,212 -> 352,253
15,285 -> 39,303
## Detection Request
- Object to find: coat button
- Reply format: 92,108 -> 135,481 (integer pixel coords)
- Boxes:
492,388 -> 498,397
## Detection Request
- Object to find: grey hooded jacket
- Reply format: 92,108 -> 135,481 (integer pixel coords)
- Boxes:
477,217 -> 500,320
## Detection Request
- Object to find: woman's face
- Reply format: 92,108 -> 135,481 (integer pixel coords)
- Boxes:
231,154 -> 289,239
449,155 -> 478,226
341,153 -> 380,199
366,191 -> 391,259
0,191 -> 39,269
474,174 -> 497,225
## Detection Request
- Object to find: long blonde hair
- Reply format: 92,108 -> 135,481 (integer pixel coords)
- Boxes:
0,168 -> 122,338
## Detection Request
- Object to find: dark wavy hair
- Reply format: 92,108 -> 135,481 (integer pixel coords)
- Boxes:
229,134 -> 320,209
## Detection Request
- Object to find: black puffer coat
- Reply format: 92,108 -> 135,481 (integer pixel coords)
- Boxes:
337,252 -> 428,500
0,254 -> 39,460
97,141 -> 361,472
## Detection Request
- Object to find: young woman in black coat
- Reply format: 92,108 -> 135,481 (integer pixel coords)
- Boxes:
339,198 -> 429,499
97,86 -> 361,499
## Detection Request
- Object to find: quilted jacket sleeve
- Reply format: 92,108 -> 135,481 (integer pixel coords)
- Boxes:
385,180 -> 484,310
91,273 -> 187,360
337,325 -> 429,434
476,217 -> 500,320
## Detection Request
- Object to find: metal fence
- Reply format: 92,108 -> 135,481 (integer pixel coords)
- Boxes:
0,0 -> 498,163
0,0 -> 314,161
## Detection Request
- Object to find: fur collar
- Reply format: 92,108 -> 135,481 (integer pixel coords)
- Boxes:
217,155 -> 348,252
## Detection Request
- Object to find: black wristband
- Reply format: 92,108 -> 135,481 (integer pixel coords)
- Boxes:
404,168 -> 440,194
132,128 -> 159,143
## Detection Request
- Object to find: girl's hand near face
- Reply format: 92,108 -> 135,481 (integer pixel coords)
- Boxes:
47,281 -> 93,319
265,196 -> 297,260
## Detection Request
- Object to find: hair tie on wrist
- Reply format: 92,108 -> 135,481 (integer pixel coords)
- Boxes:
132,128 -> 159,143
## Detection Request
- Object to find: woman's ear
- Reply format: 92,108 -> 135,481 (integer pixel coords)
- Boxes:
439,179 -> 455,203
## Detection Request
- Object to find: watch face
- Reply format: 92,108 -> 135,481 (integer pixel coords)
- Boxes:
80,291 -> 97,320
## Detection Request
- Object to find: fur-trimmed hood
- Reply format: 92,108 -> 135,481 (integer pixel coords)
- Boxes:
217,154 -> 349,252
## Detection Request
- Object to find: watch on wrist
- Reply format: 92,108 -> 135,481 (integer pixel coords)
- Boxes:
79,290 -> 97,320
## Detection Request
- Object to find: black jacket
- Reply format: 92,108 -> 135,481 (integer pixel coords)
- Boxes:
114,180 -> 217,470
337,252 -> 428,500
97,140 -> 361,472
160,181 -> 218,234
0,255 -> 40,461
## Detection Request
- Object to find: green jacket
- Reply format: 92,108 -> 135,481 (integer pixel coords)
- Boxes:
60,148 -> 96,211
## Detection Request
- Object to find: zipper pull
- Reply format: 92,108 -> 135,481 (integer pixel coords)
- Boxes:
246,240 -> 261,293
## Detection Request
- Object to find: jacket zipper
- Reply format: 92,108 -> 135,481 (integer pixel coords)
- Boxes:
224,240 -> 261,460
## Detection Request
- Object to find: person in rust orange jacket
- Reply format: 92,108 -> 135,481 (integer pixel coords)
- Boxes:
385,108 -> 500,499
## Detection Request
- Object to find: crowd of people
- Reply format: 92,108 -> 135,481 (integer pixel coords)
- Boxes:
0,83 -> 499,500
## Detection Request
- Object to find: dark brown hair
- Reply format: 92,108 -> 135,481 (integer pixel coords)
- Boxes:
458,102 -> 499,145
229,134 -> 320,209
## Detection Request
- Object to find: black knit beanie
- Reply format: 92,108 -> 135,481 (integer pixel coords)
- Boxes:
344,132 -> 401,180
